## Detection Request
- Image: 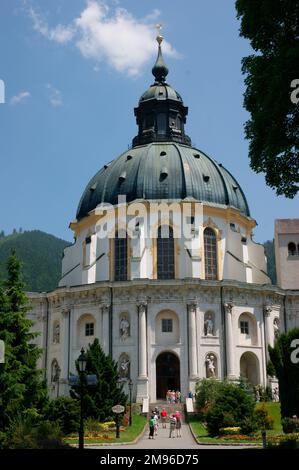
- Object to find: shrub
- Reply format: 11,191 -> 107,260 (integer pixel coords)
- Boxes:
5,416 -> 70,449
44,396 -> 80,435
219,427 -> 241,435
195,378 -> 222,411
282,417 -> 299,433
205,382 -> 255,436
277,433 -> 299,449
254,403 -> 274,430
240,416 -> 258,435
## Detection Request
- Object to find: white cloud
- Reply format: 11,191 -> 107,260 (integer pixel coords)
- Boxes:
10,91 -> 31,105
46,84 -> 62,107
29,6 -> 74,44
27,1 -> 178,77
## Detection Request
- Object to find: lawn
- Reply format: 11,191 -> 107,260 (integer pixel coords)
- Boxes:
64,415 -> 147,445
189,402 -> 282,445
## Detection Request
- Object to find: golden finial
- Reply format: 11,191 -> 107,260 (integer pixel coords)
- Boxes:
155,23 -> 163,45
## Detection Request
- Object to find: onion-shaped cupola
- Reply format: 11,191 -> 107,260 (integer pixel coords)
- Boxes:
132,32 -> 191,147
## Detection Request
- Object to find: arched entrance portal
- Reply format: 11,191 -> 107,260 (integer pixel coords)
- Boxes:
240,352 -> 260,386
156,352 -> 180,400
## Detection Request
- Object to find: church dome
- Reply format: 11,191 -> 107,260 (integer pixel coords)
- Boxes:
76,34 -> 250,221
76,142 -> 250,220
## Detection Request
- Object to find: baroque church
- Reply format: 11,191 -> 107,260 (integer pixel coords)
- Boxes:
29,34 -> 299,404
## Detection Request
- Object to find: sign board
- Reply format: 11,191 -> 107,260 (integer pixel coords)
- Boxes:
69,375 -> 79,386
0,340 -> 4,363
86,374 -> 97,386
112,404 -> 125,414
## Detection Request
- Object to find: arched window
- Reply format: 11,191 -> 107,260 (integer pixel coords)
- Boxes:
114,231 -> 128,281
157,225 -> 175,279
204,227 -> 218,280
288,242 -> 296,256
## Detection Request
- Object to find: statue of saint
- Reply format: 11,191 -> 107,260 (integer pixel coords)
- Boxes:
119,358 -> 130,378
120,317 -> 130,339
206,354 -> 216,377
273,318 -> 280,340
204,315 -> 214,336
53,323 -> 60,344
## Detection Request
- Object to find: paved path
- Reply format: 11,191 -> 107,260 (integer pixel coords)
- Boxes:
89,422 -> 246,450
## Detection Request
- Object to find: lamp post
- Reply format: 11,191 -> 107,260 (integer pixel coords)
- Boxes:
77,348 -> 87,450
115,378 -> 123,439
55,365 -> 61,398
128,378 -> 133,426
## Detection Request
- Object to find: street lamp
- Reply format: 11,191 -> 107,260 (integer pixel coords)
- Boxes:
55,365 -> 61,398
115,378 -> 123,438
128,378 -> 133,426
77,348 -> 87,450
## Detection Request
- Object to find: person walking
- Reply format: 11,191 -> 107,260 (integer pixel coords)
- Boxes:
148,415 -> 155,439
160,408 -> 168,429
175,414 -> 182,437
169,414 -> 177,438
153,412 -> 159,436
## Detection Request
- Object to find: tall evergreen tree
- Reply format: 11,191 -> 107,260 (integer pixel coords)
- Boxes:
269,328 -> 299,418
0,250 -> 47,431
70,339 -> 127,421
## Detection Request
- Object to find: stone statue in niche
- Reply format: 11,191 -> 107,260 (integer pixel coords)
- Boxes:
53,323 -> 60,344
273,318 -> 280,340
119,357 -> 130,378
120,316 -> 130,339
206,354 -> 216,378
204,314 -> 214,336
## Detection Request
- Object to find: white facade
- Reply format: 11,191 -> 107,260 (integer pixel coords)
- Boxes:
28,214 -> 299,403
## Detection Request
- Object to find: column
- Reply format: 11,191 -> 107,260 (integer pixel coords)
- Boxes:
138,303 -> 147,378
224,302 -> 235,379
101,304 -> 110,355
264,306 -> 273,350
60,308 -> 70,394
136,302 -> 149,403
188,303 -> 198,378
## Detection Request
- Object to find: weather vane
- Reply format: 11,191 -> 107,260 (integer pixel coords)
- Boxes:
155,23 -> 164,45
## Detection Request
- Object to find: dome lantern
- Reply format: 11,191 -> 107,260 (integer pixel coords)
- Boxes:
132,31 -> 191,147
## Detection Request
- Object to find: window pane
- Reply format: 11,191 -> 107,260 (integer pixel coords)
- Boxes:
240,321 -> 249,334
85,322 -> 94,336
157,226 -> 175,279
204,228 -> 217,280
162,318 -> 173,332
115,232 -> 128,281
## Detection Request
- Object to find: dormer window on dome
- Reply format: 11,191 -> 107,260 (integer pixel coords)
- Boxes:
132,34 -> 191,147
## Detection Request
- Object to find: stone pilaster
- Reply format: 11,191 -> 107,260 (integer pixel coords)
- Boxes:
224,302 -> 236,380
136,302 -> 148,402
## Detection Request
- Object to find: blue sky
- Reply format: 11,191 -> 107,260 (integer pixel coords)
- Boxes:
0,0 -> 298,243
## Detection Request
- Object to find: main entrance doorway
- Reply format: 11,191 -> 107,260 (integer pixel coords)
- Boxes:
156,352 -> 180,400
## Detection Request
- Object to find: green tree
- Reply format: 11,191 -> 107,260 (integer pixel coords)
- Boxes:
205,382 -> 255,436
269,328 -> 299,418
70,339 -> 127,421
0,250 -> 48,433
44,396 -> 80,435
195,378 -> 222,411
236,0 -> 299,198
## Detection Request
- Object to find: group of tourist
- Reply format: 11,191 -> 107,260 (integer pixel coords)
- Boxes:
166,390 -> 181,403
148,407 -> 182,439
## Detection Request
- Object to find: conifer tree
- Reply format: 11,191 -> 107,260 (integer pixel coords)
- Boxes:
0,249 -> 47,431
70,338 -> 127,421
269,328 -> 299,418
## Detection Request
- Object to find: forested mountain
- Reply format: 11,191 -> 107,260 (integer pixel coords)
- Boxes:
0,230 -> 70,292
263,239 -> 276,285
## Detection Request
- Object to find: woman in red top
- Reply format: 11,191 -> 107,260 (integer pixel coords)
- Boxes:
160,408 -> 168,428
